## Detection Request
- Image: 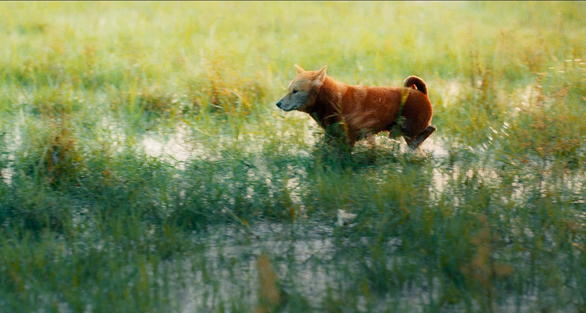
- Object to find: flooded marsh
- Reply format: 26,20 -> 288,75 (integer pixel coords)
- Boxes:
1,2 -> 586,313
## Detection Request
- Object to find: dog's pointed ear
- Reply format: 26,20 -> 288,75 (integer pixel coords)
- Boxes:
314,65 -> 327,84
294,64 -> 305,74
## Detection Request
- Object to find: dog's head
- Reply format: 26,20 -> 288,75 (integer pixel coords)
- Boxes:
276,65 -> 327,112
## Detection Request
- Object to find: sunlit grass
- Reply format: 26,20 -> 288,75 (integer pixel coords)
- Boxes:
1,2 -> 585,312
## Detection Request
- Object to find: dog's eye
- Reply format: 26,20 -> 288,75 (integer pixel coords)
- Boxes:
292,90 -> 299,94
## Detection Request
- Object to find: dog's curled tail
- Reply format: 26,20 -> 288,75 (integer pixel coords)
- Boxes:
404,76 -> 427,95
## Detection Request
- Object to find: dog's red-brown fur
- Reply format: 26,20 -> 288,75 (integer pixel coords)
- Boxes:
277,65 -> 436,148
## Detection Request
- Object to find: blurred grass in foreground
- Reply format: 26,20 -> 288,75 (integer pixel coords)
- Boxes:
1,2 -> 586,312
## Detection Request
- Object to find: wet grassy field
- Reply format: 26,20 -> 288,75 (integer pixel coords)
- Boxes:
1,2 -> 586,312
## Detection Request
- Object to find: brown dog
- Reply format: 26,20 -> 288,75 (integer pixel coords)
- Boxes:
276,65 -> 436,149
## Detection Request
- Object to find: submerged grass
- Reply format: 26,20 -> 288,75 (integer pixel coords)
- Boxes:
1,2 -> 586,312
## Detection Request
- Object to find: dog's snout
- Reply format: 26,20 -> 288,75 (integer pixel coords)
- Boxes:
276,101 -> 282,108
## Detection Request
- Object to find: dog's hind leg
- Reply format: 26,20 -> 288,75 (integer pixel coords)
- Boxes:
404,125 -> 436,149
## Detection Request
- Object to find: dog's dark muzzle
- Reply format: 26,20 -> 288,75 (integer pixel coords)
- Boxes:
276,101 -> 282,109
